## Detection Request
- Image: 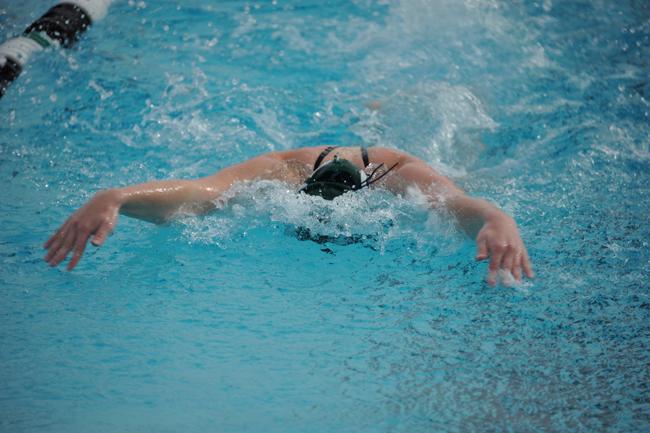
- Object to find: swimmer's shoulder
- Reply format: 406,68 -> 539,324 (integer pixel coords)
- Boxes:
366,146 -> 415,166
269,146 -> 332,165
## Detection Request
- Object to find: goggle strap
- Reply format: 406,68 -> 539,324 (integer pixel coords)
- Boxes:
360,162 -> 399,188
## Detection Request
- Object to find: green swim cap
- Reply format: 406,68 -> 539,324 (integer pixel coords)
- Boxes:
299,155 -> 399,200
299,157 -> 365,200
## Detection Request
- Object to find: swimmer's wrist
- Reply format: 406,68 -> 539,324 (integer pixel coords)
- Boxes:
94,188 -> 125,209
482,207 -> 504,222
481,207 -> 514,227
451,196 -> 500,222
449,197 -> 512,238
466,198 -> 510,224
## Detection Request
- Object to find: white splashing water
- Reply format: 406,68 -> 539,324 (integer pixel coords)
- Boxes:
177,180 -> 465,254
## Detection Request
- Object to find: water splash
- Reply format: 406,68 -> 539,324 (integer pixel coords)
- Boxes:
353,81 -> 497,175
176,180 -> 464,255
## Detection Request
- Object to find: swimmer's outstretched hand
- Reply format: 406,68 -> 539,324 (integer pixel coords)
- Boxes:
474,213 -> 534,286
44,190 -> 120,271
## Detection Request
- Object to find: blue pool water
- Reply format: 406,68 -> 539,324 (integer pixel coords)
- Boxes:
1,1 -> 649,432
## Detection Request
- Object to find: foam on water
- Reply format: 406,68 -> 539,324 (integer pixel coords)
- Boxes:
178,180 -> 463,256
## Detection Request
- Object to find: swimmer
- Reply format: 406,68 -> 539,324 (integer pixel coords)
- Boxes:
44,146 -> 534,285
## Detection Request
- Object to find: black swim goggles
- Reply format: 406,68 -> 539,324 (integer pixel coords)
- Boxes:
299,156 -> 398,200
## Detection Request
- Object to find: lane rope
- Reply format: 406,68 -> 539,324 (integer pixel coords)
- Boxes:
0,0 -> 112,99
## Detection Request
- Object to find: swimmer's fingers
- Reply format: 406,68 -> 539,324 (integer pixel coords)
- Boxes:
487,244 -> 506,286
44,217 -> 71,249
522,247 -> 534,279
501,247 -> 516,281
475,238 -> 488,261
506,244 -> 533,283
48,227 -> 77,267
59,215 -> 115,269
476,225 -> 509,285
476,214 -> 533,285
44,222 -> 70,263
67,229 -> 91,271
44,227 -> 61,249
91,220 -> 115,247
512,252 -> 523,281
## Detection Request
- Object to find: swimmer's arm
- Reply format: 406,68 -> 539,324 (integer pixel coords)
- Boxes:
116,154 -> 288,222
387,157 -> 533,285
44,154 -> 287,270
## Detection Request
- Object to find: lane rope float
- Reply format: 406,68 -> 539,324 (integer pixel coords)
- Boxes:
0,0 -> 112,99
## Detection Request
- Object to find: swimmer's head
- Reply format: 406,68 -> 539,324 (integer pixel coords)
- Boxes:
299,156 -> 365,200
299,155 -> 399,200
